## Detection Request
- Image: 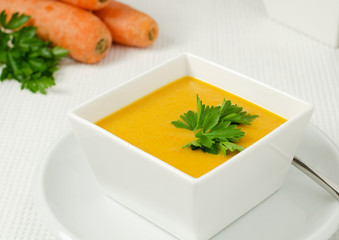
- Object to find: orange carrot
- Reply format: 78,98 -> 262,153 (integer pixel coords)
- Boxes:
58,0 -> 110,10
94,1 -> 158,47
0,0 -> 112,64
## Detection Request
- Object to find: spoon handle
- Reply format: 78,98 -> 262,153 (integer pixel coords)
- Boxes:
292,157 -> 339,201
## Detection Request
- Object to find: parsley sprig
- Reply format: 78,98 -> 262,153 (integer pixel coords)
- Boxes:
171,95 -> 258,156
0,11 -> 69,94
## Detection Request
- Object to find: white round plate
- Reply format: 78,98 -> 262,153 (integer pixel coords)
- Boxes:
34,124 -> 339,240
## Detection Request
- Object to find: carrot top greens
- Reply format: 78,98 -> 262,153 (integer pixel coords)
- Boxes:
171,95 -> 258,156
0,11 -> 69,94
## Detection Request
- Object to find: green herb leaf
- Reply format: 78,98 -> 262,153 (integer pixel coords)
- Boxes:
39,47 -> 53,58
196,95 -> 204,129
28,58 -> 47,72
240,113 -> 259,125
0,49 -> 6,62
0,11 -> 7,28
5,12 -> 30,29
171,119 -> 192,130
202,110 -> 219,132
171,110 -> 197,130
52,46 -> 69,57
0,11 -> 68,94
202,143 -> 219,155
182,140 -> 201,149
172,95 -> 258,156
195,131 -> 215,148
205,123 -> 245,142
219,141 -> 244,156
17,26 -> 37,40
7,51 -> 20,75
219,99 -> 258,125
21,76 -> 55,94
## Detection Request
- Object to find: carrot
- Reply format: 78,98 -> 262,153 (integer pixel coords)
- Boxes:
0,0 -> 112,64
94,1 -> 158,47
57,0 -> 110,10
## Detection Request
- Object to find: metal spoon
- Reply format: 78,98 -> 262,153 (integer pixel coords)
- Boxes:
292,156 -> 339,201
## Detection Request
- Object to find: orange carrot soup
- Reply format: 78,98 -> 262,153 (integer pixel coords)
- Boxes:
95,76 -> 287,178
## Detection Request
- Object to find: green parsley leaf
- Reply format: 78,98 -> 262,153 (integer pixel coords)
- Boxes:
0,50 -> 6,62
202,143 -> 219,155
171,110 -> 197,130
21,75 -> 55,94
0,11 -> 69,94
219,99 -> 258,125
195,131 -> 215,148
0,11 -> 7,27
171,119 -> 192,130
7,51 -> 20,75
17,26 -> 36,40
28,58 -> 47,72
5,12 -> 30,29
52,46 -> 70,58
219,141 -> 245,156
196,95 -> 204,129
202,110 -> 220,132
171,95 -> 258,156
182,140 -> 201,149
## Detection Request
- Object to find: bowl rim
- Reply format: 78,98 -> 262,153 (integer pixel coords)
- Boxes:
68,52 -> 314,183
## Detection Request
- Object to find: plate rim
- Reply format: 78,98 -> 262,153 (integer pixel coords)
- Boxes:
34,130 -> 83,240
33,124 -> 339,240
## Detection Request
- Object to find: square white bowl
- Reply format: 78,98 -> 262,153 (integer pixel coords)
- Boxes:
68,53 -> 313,240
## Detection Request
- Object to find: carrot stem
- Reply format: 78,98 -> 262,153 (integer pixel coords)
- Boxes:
95,38 -> 109,54
148,28 -> 155,41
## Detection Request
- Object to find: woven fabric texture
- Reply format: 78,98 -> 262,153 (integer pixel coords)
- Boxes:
0,0 -> 338,239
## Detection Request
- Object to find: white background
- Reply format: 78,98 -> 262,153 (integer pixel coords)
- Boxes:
0,0 -> 338,239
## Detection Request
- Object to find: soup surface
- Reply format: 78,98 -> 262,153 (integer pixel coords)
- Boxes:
95,76 -> 286,178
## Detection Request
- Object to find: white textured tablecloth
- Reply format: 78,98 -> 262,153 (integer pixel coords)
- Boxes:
0,0 -> 338,239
